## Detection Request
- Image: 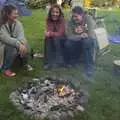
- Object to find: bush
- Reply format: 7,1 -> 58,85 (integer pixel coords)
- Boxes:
92,0 -> 115,7
28,0 -> 51,9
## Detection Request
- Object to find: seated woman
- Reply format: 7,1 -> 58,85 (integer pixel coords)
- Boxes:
65,6 -> 96,76
44,4 -> 65,69
0,4 -> 33,77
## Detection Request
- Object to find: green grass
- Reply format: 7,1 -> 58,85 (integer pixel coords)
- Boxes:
0,8 -> 120,120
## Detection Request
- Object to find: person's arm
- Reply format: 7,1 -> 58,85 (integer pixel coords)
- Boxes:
48,20 -> 65,37
0,23 -> 27,56
65,20 -> 74,36
16,20 -> 27,44
0,25 -> 21,48
65,21 -> 83,39
84,14 -> 96,38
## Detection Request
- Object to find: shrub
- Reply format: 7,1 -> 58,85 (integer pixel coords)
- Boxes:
28,0 -> 52,9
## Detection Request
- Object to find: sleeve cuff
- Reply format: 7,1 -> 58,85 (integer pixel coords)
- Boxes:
16,41 -> 21,48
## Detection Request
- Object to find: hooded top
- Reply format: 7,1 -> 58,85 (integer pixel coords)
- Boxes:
66,6 -> 96,38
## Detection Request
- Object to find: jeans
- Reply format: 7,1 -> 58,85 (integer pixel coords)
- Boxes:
44,36 -> 65,66
65,37 -> 95,68
2,45 -> 29,70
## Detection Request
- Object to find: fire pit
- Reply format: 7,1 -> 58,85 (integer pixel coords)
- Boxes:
9,76 -> 89,120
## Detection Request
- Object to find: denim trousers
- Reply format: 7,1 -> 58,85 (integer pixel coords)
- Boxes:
65,37 -> 95,68
44,36 -> 65,66
2,45 -> 29,70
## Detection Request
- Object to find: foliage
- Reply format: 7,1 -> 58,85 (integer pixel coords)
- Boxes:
84,0 -> 117,8
92,0 -> 117,7
84,0 -> 93,8
28,0 -> 52,9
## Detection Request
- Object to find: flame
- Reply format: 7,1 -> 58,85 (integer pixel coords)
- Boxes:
57,85 -> 65,96
59,85 -> 65,96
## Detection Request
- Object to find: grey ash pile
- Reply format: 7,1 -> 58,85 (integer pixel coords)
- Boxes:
9,76 -> 89,120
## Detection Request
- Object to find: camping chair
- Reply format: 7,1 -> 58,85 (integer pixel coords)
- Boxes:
107,20 -> 120,44
87,9 -> 110,60
93,19 -> 110,62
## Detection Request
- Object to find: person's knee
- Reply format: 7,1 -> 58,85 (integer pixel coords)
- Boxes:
5,46 -> 17,57
65,40 -> 73,49
83,38 -> 94,48
54,36 -> 64,40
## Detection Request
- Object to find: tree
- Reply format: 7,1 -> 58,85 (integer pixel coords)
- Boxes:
28,0 -> 56,9
92,0 -> 114,7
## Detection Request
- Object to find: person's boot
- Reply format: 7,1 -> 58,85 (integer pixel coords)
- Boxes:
85,65 -> 94,77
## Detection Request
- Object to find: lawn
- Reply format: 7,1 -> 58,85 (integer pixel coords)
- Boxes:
0,8 -> 120,120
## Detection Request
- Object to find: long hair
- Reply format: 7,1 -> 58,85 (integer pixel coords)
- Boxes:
0,4 -> 17,25
47,4 -> 64,23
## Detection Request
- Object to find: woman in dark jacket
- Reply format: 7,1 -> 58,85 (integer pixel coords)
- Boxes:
44,4 -> 65,69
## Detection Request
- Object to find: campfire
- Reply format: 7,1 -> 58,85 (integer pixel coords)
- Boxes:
56,84 -> 74,97
9,76 -> 89,120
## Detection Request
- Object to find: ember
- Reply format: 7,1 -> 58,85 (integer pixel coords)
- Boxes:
9,76 -> 89,120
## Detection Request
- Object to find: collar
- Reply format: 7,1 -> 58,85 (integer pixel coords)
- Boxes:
4,20 -> 16,33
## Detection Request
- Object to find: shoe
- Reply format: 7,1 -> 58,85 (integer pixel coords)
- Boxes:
43,64 -> 52,69
85,66 -> 94,77
33,53 -> 44,58
4,69 -> 16,77
24,64 -> 33,71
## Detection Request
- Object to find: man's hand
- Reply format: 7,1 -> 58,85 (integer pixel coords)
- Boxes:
81,33 -> 88,38
74,26 -> 84,34
19,43 -> 27,57
21,41 -> 25,45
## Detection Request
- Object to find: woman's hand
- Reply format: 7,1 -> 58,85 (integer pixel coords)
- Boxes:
45,31 -> 50,37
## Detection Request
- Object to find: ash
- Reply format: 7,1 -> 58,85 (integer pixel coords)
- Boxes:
9,76 -> 89,120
